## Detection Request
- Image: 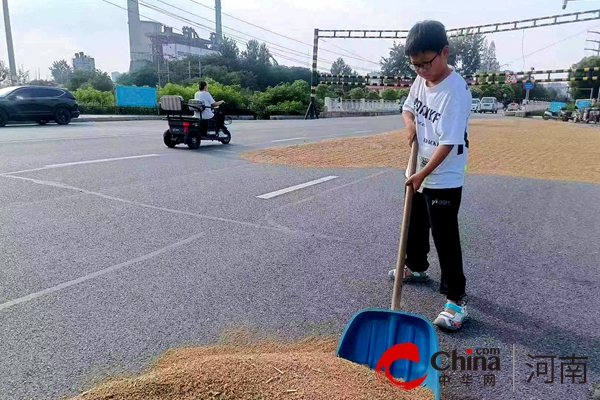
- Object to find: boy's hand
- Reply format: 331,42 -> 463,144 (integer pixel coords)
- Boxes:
406,170 -> 426,192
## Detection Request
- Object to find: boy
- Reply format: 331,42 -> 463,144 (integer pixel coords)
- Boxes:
391,20 -> 471,331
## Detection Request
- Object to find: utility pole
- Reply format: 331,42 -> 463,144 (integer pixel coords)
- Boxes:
525,67 -> 534,103
215,0 -> 222,48
585,31 -> 600,56
2,0 -> 17,85
157,58 -> 161,87
166,58 -> 170,83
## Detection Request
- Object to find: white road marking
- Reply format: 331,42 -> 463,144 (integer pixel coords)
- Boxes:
45,154 -> 159,168
0,232 -> 206,312
1,154 -> 161,176
270,137 -> 307,143
0,133 -> 157,144
257,176 -> 338,199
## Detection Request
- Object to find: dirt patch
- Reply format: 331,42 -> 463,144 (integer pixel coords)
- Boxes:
72,333 -> 434,400
240,118 -> 600,184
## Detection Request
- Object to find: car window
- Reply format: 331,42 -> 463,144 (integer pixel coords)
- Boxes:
12,88 -> 36,99
0,87 -> 17,97
34,88 -> 65,98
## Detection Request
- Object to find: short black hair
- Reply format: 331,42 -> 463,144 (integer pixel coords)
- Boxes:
199,81 -> 208,90
404,20 -> 449,57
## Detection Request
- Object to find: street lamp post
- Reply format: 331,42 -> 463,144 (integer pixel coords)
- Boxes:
2,0 -> 17,85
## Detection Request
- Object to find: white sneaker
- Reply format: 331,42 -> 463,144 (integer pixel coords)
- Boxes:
388,267 -> 430,283
434,301 -> 469,331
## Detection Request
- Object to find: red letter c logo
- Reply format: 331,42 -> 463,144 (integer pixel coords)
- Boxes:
375,342 -> 428,390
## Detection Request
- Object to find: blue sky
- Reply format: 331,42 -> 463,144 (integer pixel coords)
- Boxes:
2,0 -> 600,79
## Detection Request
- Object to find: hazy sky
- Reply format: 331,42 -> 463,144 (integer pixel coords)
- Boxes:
3,0 -> 600,80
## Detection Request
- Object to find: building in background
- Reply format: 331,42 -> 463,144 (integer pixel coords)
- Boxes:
111,72 -> 122,82
73,52 -> 95,71
127,0 -> 221,72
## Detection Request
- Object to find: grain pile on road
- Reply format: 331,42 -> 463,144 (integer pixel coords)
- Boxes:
241,118 -> 600,184
72,336 -> 434,400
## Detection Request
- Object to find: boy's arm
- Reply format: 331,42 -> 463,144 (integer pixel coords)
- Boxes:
402,110 -> 416,147
402,83 -> 418,147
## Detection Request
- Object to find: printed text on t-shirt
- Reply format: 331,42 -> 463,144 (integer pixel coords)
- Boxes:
414,98 -> 441,123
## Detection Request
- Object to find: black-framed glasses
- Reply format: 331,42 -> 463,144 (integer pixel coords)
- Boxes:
409,51 -> 441,72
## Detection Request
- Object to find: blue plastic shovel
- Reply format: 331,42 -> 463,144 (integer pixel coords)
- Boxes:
336,139 -> 441,399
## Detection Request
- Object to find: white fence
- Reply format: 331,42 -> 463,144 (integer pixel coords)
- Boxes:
520,100 -> 551,112
324,97 -> 401,112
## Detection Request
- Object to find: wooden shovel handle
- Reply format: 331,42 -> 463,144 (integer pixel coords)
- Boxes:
391,139 -> 419,310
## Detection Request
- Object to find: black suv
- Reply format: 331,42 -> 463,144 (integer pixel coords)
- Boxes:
0,86 -> 80,127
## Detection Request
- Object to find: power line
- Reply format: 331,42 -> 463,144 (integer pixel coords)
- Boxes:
147,0 -> 306,57
321,39 -> 378,65
100,0 -> 327,68
182,0 -> 380,65
500,22 -> 600,69
138,0 -> 372,71
136,0 -> 315,64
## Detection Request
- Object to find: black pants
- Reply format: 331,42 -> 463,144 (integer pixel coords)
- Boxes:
405,187 -> 466,302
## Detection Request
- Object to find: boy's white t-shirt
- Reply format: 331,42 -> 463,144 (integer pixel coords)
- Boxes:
402,70 -> 471,190
194,90 -> 215,119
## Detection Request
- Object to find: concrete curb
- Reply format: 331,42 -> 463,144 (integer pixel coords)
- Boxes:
269,115 -> 305,120
320,111 -> 401,118
73,115 -> 255,123
73,116 -> 165,123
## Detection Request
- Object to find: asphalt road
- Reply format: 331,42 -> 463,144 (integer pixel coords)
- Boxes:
0,114 -> 598,400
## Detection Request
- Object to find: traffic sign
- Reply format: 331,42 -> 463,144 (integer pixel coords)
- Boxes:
505,73 -> 517,84
524,81 -> 534,90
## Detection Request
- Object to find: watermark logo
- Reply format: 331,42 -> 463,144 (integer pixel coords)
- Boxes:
431,347 -> 501,372
375,342 -> 427,390
375,342 -> 589,394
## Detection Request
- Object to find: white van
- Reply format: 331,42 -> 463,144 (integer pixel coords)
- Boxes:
479,97 -> 498,113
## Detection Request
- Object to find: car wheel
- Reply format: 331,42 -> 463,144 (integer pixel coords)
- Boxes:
0,110 -> 7,127
219,128 -> 231,144
54,107 -> 72,125
163,130 -> 176,148
187,134 -> 200,149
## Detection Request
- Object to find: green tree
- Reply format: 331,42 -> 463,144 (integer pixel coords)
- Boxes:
250,80 -> 309,116
569,56 -> 600,99
449,33 -> 486,75
0,60 -> 9,86
73,87 -> 115,106
242,40 -> 272,68
316,84 -> 337,99
366,90 -> 380,100
220,36 -> 240,63
90,71 -> 114,91
349,87 -> 366,99
68,69 -> 96,91
116,63 -> 158,87
397,88 -> 410,100
330,57 -> 353,76
380,42 -> 415,78
470,86 -> 484,99
16,66 -> 29,84
50,60 -> 73,85
480,40 -> 500,72
381,88 -> 398,100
